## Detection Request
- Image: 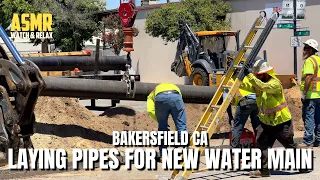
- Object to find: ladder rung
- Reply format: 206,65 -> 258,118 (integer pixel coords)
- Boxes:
233,65 -> 242,69
211,105 -> 220,109
199,125 -> 209,130
222,85 -> 232,89
244,46 -> 254,49
255,26 -> 265,29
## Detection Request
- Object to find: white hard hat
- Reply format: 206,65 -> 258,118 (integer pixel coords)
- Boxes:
304,39 -> 319,52
253,59 -> 274,74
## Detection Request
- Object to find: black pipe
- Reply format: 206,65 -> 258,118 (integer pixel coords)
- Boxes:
23,55 -> 128,71
40,77 -> 218,104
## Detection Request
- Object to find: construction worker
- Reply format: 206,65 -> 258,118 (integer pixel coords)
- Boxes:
147,83 -> 188,159
300,39 -> 320,147
243,59 -> 309,177
224,76 -> 260,149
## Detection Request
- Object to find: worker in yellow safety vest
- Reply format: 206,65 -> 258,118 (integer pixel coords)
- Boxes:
243,59 -> 310,177
147,83 -> 187,160
224,76 -> 259,149
300,39 -> 320,147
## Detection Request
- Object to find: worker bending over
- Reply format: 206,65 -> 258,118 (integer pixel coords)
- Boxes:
224,76 -> 259,149
243,59 -> 309,177
147,83 -> 188,158
300,39 -> 320,147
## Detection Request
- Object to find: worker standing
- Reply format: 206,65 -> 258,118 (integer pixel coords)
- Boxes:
243,59 -> 309,177
300,39 -> 320,147
224,76 -> 260,149
147,83 -> 188,159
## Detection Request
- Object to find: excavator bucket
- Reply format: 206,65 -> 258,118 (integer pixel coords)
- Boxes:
275,74 -> 297,89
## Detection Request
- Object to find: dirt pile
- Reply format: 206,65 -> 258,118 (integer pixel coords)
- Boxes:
284,86 -> 304,131
32,97 -> 230,152
32,87 -> 303,152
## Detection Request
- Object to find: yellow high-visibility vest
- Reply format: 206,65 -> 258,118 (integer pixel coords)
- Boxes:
247,71 -> 291,126
301,55 -> 320,99
227,76 -> 255,105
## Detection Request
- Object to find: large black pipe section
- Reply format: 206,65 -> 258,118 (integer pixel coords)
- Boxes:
41,77 -> 218,104
23,55 -> 128,71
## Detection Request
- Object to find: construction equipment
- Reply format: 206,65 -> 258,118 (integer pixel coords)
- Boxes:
24,55 -> 130,71
41,76 -> 217,104
170,17 -> 296,89
170,11 -> 279,179
0,25 -> 45,161
171,19 -> 244,86
8,50 -> 92,57
0,20 -> 222,166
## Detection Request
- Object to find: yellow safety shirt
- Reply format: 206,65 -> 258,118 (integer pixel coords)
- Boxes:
300,55 -> 320,99
227,76 -> 256,105
147,83 -> 182,121
247,70 -> 291,126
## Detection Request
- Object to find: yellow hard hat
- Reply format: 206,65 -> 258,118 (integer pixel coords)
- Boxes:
253,59 -> 274,74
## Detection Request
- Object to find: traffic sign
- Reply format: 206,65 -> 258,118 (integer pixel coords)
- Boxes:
295,30 -> 310,36
277,23 -> 294,29
291,36 -> 302,47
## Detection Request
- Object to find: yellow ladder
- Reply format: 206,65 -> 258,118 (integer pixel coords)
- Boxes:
170,11 -> 280,180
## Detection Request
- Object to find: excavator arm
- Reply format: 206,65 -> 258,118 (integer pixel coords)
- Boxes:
0,25 -> 45,163
171,19 -> 200,77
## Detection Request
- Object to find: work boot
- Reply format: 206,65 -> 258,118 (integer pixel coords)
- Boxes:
249,169 -> 270,178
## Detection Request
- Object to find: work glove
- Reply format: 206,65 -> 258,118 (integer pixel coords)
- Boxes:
301,92 -> 307,102
243,65 -> 252,76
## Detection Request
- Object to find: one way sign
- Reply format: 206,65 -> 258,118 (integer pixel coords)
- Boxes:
291,36 -> 302,47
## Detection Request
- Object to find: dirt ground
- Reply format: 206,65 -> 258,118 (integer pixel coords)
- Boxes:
32,86 -> 304,154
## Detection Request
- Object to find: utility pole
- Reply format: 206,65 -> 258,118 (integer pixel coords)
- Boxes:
293,0 -> 297,80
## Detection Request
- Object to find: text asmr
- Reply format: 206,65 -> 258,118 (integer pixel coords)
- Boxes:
7,131 -> 313,171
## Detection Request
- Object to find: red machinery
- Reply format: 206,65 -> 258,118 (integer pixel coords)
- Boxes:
229,128 -> 257,148
118,0 -> 138,52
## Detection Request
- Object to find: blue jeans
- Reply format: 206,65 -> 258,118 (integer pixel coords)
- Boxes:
302,98 -> 320,146
155,93 -> 187,156
231,99 -> 260,148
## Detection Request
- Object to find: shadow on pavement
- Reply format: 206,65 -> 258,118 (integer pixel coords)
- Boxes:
271,171 -> 300,175
35,122 -> 113,144
99,106 -> 136,117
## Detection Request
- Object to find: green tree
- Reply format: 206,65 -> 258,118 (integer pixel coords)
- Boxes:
102,14 -> 139,55
0,0 -> 35,31
32,0 -> 106,52
145,0 -> 232,42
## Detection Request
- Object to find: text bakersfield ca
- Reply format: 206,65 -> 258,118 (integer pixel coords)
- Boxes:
10,13 -> 53,40
6,131 -> 314,171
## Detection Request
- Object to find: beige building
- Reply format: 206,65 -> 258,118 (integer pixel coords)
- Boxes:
127,0 -> 320,84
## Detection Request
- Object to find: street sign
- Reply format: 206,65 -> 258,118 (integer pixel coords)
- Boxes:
296,30 -> 310,36
277,23 -> 294,29
291,36 -> 302,47
282,0 -> 306,20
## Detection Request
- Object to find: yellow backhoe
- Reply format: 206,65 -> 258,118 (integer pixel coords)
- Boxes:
171,19 -> 296,89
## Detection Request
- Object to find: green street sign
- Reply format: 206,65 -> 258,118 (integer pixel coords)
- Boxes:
277,23 -> 294,29
295,30 -> 310,36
